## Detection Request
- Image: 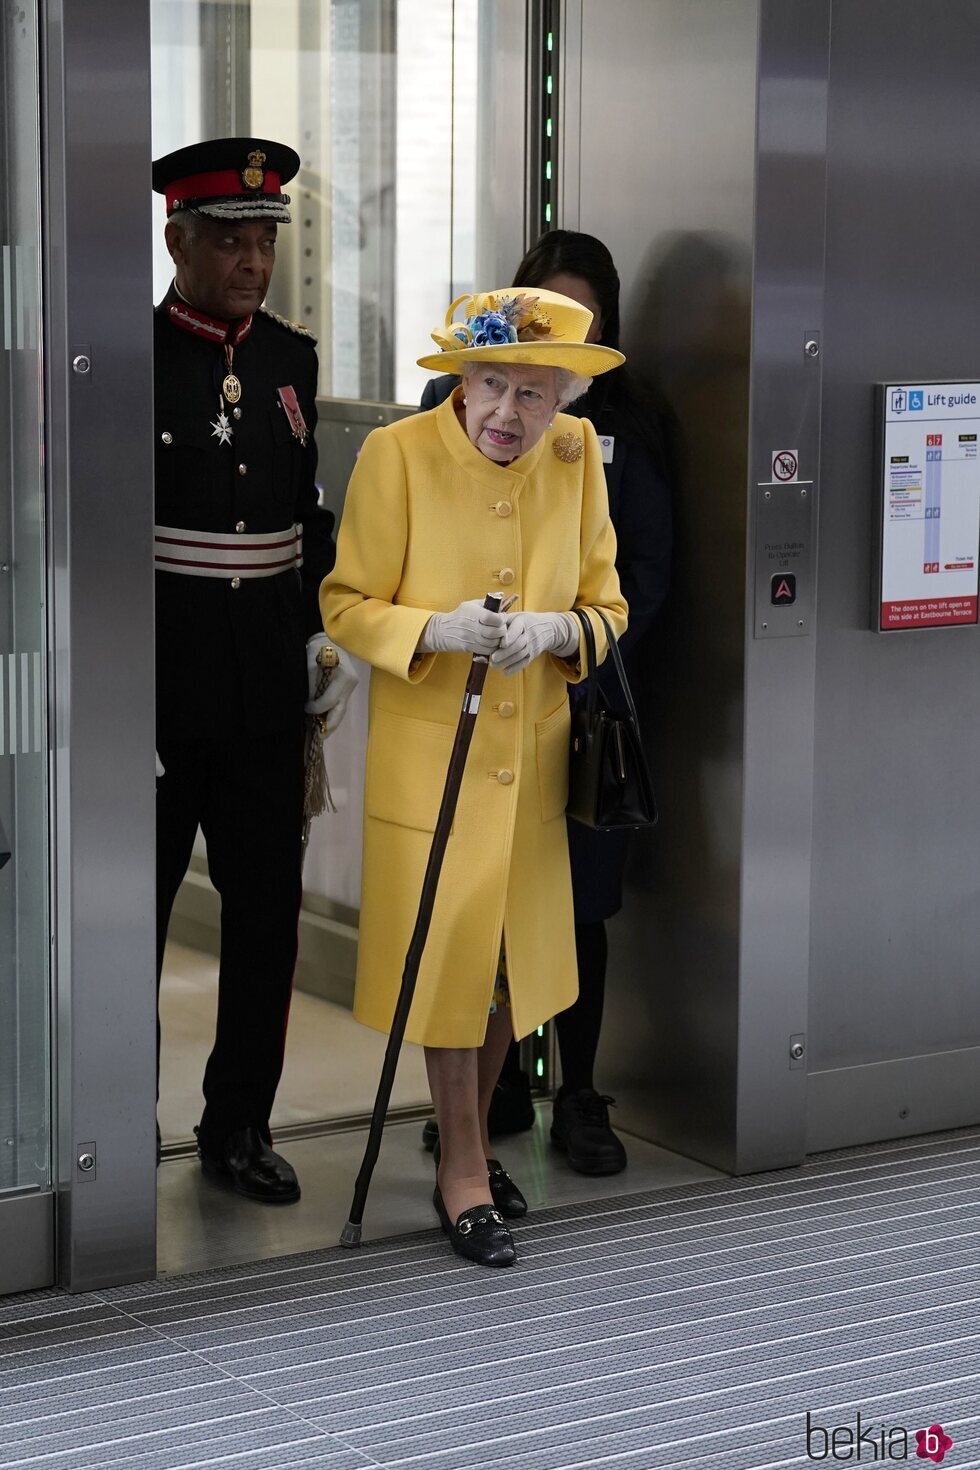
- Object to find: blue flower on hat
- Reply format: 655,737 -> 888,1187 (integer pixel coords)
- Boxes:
470,311 -> 519,347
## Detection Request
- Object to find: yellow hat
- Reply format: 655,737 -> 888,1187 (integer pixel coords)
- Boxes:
416,288 -> 625,377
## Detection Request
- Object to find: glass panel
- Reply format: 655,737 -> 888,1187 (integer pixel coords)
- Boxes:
150,0 -> 479,405
0,0 -> 50,1195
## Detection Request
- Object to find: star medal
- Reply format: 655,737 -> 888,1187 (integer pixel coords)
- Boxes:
210,398 -> 233,447
222,344 -> 242,405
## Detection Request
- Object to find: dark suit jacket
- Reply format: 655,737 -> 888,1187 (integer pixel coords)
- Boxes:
155,285 -> 335,741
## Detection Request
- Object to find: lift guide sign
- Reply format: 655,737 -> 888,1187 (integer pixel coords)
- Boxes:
878,382 -> 980,630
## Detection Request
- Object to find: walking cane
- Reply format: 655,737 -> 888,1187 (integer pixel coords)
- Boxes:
340,591 -> 504,1246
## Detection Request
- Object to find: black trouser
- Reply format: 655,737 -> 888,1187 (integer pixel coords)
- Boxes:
156,724 -> 305,1150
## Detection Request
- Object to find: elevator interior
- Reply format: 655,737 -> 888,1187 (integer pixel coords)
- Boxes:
150,0 -> 717,1277
5,0 -> 980,1294
153,0 -> 980,1274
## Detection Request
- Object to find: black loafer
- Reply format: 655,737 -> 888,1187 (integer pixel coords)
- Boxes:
432,1141 -> 527,1219
197,1125 -> 301,1204
433,1186 -> 516,1267
486,1158 -> 528,1219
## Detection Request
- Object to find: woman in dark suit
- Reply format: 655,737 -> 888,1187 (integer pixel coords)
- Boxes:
422,230 -> 672,1176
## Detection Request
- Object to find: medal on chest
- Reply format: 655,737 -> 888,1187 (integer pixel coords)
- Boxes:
222,344 -> 242,405
277,385 -> 309,447
210,397 -> 233,446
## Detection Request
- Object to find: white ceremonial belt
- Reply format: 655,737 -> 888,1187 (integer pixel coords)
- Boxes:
154,524 -> 304,579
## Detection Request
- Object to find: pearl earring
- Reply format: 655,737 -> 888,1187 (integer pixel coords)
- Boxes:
548,419 -> 553,428
462,395 -> 467,404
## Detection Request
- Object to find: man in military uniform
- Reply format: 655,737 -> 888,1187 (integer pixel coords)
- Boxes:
151,138 -> 356,1203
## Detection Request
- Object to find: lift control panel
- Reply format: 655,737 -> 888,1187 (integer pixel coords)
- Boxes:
754,458 -> 815,639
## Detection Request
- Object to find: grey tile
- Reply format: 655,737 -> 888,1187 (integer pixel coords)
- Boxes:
5,1127 -> 980,1470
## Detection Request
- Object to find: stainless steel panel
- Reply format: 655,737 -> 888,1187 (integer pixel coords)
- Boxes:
807,0 -> 980,1148
44,0 -> 157,1290
808,1047 -> 980,1153
567,1 -> 832,1174
474,0 -> 528,287
566,0 -> 760,1173
198,0 -> 250,137
737,0 -> 830,1172
0,1190 -> 54,1294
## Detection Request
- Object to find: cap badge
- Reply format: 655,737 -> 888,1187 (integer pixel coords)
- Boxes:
241,149 -> 267,192
553,431 -> 584,463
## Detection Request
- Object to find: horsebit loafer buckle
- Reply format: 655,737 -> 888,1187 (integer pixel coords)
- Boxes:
458,1208 -> 504,1235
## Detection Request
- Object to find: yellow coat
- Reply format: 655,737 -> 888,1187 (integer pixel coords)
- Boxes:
320,390 -> 627,1047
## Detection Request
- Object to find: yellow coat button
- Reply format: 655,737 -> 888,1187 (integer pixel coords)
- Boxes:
235,520 -> 246,533
494,500 -> 513,517
230,576 -> 241,590
498,568 -> 515,585
498,701 -> 515,719
497,768 -> 515,785
238,463 -> 247,476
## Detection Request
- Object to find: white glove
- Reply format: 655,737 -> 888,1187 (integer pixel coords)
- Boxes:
418,598 -> 508,656
305,635 -> 359,735
156,750 -> 165,778
491,611 -> 578,675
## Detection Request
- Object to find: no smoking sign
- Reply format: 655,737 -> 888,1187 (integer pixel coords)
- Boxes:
772,449 -> 799,482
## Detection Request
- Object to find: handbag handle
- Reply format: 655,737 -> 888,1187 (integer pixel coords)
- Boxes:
573,607 -> 643,731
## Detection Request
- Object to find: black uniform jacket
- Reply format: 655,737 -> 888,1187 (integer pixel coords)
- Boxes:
155,284 -> 336,742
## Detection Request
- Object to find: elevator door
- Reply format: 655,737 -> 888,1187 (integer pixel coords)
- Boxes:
0,0 -> 54,1294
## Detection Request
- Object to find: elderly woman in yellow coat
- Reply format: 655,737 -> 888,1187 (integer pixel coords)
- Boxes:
321,288 -> 627,1267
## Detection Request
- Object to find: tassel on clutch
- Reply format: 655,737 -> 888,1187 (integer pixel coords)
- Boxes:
302,645 -> 340,849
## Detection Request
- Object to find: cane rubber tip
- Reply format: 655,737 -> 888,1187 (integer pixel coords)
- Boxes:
340,1221 -> 362,1248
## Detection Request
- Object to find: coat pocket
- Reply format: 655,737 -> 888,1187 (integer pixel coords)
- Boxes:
366,706 -> 456,833
535,700 -> 570,823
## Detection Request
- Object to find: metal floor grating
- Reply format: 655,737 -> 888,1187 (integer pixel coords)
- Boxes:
3,1128 -> 980,1468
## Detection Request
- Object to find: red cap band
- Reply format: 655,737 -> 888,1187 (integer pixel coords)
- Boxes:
167,168 -> 282,212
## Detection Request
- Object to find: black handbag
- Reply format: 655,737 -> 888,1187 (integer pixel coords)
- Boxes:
566,608 -> 658,831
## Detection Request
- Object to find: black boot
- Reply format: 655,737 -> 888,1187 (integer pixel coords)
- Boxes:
551,1087 -> 627,1176
196,1125 -> 301,1203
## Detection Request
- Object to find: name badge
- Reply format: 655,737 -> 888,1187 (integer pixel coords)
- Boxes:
598,434 -> 615,464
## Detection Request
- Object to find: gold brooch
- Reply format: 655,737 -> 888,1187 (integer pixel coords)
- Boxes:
552,431 -> 584,463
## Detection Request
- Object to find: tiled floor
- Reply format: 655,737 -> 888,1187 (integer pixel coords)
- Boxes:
6,1129 -> 980,1469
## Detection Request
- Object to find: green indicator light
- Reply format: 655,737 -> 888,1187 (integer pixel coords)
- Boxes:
545,161 -> 552,181
536,1057 -> 545,1078
537,1026 -> 544,1037
547,31 -> 553,51
545,203 -> 552,222
546,75 -> 553,95
546,118 -> 553,137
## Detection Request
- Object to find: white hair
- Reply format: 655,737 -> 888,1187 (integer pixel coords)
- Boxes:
460,360 -> 591,408
166,208 -> 205,243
